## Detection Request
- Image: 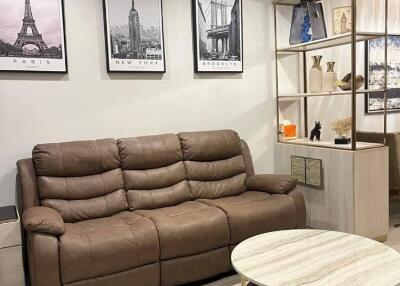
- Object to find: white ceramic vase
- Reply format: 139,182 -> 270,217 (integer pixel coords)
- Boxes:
309,55 -> 323,93
325,62 -> 337,92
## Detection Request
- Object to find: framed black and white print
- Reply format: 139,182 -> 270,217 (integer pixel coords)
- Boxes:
365,36 -> 400,114
192,0 -> 243,73
103,0 -> 166,73
0,0 -> 67,73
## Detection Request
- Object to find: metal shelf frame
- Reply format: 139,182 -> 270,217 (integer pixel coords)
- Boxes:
273,0 -> 389,151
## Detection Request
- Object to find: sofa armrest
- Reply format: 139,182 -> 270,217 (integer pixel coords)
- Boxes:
23,206 -> 65,236
246,174 -> 298,194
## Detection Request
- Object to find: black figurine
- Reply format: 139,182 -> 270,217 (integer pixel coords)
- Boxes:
310,121 -> 321,141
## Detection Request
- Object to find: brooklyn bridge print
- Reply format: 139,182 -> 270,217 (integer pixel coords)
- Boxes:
193,0 -> 243,73
103,0 -> 165,72
0,0 -> 67,72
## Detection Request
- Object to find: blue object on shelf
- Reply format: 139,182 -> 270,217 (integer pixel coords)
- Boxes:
301,13 -> 312,43
289,0 -> 327,45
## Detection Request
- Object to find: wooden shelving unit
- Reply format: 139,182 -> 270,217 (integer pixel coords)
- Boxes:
273,0 -> 389,150
274,0 -> 390,240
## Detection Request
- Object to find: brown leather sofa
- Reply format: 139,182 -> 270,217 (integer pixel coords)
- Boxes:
17,130 -> 306,286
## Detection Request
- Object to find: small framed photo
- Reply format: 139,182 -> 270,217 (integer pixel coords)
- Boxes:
192,0 -> 243,73
333,6 -> 351,35
0,0 -> 68,73
103,0 -> 166,73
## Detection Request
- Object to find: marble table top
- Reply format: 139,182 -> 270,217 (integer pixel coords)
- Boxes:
231,229 -> 400,286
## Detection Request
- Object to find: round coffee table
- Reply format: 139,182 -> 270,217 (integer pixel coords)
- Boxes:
231,229 -> 400,286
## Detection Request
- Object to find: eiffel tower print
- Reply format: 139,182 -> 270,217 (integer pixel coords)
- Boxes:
14,0 -> 48,53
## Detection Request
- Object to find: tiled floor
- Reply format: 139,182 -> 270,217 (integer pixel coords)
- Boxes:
207,196 -> 400,286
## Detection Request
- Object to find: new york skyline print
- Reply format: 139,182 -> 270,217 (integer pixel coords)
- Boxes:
103,0 -> 165,73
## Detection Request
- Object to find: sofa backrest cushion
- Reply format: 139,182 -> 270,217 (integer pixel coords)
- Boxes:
179,130 -> 247,199
118,134 -> 192,210
33,139 -> 128,222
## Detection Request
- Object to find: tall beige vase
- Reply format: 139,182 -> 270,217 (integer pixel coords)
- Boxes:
309,55 -> 323,93
325,62 -> 337,92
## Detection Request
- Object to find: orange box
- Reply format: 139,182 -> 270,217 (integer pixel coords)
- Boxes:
282,124 -> 297,139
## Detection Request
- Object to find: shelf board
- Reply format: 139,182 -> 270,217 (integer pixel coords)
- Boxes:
277,32 -> 385,53
274,0 -> 321,5
280,138 -> 385,150
278,89 -> 385,100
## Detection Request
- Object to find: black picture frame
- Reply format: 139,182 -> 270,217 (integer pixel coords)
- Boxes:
192,0 -> 244,73
102,0 -> 166,73
365,36 -> 400,114
0,0 -> 68,73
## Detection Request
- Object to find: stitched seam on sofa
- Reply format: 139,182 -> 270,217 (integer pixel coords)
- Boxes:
66,200 -> 73,221
198,196 -> 271,208
81,230 -> 93,284
127,180 -> 192,211
132,212 -> 162,285
123,162 -> 187,190
103,195 -> 110,219
193,201 -> 232,245
122,161 -> 184,172
58,143 -> 66,177
63,262 -> 159,286
43,189 -> 125,206
126,179 -> 187,192
100,171 -> 106,198
286,192 -> 301,229
179,139 -> 195,200
59,223 -> 92,284
121,217 -> 155,273
185,156 -> 246,181
165,204 -> 208,218
32,234 -> 39,286
38,169 -> 124,201
57,234 -> 63,286
186,155 -> 243,164
188,172 -> 246,184
159,245 -> 230,263
94,140 -> 102,175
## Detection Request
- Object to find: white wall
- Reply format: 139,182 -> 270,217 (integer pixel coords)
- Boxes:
0,0 -> 277,207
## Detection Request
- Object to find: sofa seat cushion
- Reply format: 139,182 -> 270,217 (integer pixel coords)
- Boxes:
135,201 -> 230,260
198,191 -> 298,244
59,212 -> 159,284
